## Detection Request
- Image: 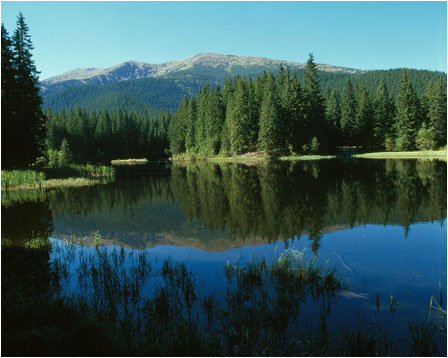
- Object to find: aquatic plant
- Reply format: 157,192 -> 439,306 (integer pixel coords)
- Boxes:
1,170 -> 45,190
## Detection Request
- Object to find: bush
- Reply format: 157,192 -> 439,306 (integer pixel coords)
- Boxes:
416,123 -> 437,151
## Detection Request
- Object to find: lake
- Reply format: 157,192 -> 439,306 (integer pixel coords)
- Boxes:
2,158 -> 446,355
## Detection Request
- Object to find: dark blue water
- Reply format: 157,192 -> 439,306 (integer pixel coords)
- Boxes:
3,158 -> 446,351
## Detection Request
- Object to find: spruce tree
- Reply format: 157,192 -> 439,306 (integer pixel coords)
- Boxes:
373,79 -> 395,149
288,73 -> 305,153
325,88 -> 341,148
168,96 -> 188,155
11,13 -> 46,168
395,70 -> 421,150
1,24 -> 18,168
302,54 -> 326,148
356,83 -> 373,147
185,97 -> 197,153
340,79 -> 358,145
257,73 -> 286,156
228,77 -> 252,154
424,79 -> 446,148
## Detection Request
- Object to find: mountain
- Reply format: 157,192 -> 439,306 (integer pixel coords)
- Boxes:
40,53 -> 446,113
41,53 -> 363,92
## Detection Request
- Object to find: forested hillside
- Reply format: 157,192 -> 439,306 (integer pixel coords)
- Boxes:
42,66 -> 446,113
169,56 -> 446,157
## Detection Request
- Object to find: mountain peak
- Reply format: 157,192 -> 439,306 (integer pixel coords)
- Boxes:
41,53 -> 364,90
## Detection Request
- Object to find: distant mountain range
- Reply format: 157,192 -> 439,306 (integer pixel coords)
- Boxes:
41,53 -> 363,90
40,52 -> 446,112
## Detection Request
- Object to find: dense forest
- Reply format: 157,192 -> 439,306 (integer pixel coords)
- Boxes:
44,107 -> 170,165
169,55 -> 447,157
41,66 -> 446,113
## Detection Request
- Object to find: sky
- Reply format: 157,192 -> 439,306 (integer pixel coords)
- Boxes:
1,1 -> 446,80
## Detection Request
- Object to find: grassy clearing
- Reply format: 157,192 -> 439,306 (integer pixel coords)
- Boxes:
2,238 -> 446,356
353,149 -> 447,160
111,158 -> 149,165
1,164 -> 115,190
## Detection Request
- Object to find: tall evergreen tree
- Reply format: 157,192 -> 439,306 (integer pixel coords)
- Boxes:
1,24 -> 18,168
228,77 -> 252,154
302,54 -> 326,147
257,73 -> 286,156
356,83 -> 373,147
325,88 -> 341,148
2,14 -> 45,168
340,79 -> 358,145
373,79 -> 395,149
12,13 -> 46,167
395,70 -> 421,150
424,79 -> 447,148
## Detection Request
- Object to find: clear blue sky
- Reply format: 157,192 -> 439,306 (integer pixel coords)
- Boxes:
1,1 -> 446,80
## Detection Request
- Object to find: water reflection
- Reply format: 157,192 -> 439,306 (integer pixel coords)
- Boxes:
44,159 -> 447,252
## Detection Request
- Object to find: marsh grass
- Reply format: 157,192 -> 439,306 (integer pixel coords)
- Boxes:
2,240 -> 447,356
1,170 -> 45,190
1,165 -> 115,191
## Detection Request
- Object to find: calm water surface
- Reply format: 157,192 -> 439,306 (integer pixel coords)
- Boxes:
2,158 -> 446,349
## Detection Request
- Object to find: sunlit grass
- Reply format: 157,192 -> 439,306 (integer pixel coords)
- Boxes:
1,165 -> 115,190
354,149 -> 447,160
111,158 -> 148,165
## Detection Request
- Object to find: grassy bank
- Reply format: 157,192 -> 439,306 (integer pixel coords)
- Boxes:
2,237 -> 446,356
1,164 -> 115,190
172,152 -> 337,163
172,149 -> 446,163
353,149 -> 447,160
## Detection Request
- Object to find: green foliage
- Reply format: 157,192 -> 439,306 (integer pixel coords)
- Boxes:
340,79 -> 359,145
1,170 -> 45,190
416,123 -> 437,151
394,70 -> 421,151
257,74 -> 286,156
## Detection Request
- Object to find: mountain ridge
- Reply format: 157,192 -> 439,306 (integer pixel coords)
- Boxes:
41,52 -> 364,88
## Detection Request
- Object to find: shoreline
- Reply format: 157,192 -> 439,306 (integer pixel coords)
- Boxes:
171,149 -> 447,163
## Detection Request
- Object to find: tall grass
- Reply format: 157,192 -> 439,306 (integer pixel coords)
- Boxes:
1,170 -> 45,190
44,164 -> 115,179
2,239 -> 446,356
1,165 -> 115,190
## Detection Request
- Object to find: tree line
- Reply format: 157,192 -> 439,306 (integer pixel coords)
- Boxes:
44,107 -> 170,166
169,55 -> 446,157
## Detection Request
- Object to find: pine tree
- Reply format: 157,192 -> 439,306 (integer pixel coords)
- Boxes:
373,79 -> 395,149
302,54 -> 326,148
2,24 -> 18,168
340,79 -> 358,145
424,79 -> 446,148
228,77 -> 252,154
395,70 -> 421,151
168,96 -> 188,155
185,97 -> 197,153
257,73 -> 286,156
10,13 -> 46,168
356,83 -> 373,147
325,88 -> 341,148
288,73 -> 305,153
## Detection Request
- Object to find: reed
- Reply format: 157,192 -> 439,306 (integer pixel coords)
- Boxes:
2,239 -> 446,356
1,170 -> 45,190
